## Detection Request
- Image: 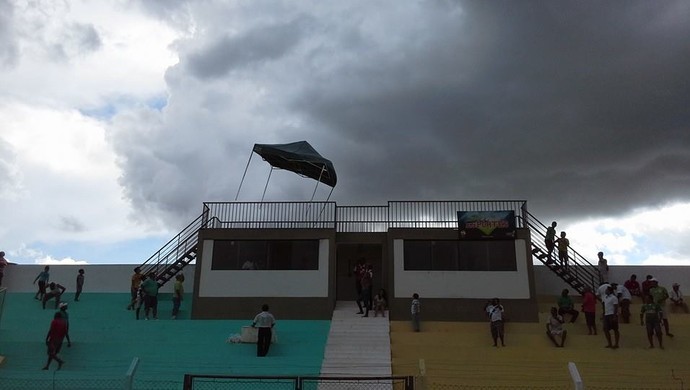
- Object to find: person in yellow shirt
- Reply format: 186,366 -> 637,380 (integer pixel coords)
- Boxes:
172,274 -> 185,319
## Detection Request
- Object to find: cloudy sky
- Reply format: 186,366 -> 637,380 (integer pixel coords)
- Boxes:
1,0 -> 689,266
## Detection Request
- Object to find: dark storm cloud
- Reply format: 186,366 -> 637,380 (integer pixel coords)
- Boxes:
112,1 -> 690,228
188,16 -> 312,79
291,1 -> 690,219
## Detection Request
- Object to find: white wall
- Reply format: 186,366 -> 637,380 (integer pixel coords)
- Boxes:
393,239 -> 532,299
0,264 -> 195,293
196,239 -> 330,297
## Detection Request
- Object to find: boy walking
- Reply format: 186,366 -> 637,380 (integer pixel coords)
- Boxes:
43,312 -> 67,370
486,298 -> 505,347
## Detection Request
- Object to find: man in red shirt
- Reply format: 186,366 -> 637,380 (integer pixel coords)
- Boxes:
624,274 -> 641,299
641,275 -> 654,299
43,311 -> 67,370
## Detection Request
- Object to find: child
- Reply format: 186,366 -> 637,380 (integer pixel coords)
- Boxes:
411,293 -> 421,332
34,265 -> 50,300
373,289 -> 387,317
74,269 -> 85,301
486,298 -> 505,347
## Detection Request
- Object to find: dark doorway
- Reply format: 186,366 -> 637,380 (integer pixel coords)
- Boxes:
336,243 -> 384,301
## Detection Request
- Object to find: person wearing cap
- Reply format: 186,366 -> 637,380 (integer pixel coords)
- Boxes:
58,302 -> 72,347
649,279 -> 674,337
669,283 -> 688,313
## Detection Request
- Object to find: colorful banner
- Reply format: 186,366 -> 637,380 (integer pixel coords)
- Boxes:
457,210 -> 516,240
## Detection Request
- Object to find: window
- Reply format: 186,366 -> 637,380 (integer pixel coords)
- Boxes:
403,240 -> 517,271
211,240 -> 319,270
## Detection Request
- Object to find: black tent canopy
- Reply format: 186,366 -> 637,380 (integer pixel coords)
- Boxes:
252,141 -> 337,187
235,141 -> 337,202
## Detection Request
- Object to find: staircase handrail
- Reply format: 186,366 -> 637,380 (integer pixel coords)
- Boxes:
520,210 -> 601,291
139,210 -> 219,277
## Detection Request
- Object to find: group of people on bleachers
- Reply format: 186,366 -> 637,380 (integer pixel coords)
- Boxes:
549,268 -> 688,349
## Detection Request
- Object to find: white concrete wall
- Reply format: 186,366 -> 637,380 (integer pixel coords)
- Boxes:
0,264 -> 196,294
2,263 -> 689,299
393,239 -> 532,299
197,239 -> 330,297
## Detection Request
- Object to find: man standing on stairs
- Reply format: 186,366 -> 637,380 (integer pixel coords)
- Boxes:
597,252 -> 609,284
544,221 -> 557,262
555,231 -> 570,272
252,304 -> 275,357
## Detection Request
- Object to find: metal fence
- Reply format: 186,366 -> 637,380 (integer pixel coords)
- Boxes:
183,375 -> 415,390
202,200 -> 528,233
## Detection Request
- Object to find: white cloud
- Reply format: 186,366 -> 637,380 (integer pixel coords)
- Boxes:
564,203 -> 690,265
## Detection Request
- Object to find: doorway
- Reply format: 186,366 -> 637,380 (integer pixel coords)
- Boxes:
336,243 -> 384,301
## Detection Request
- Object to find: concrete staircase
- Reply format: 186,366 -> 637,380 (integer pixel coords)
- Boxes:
320,301 -> 392,376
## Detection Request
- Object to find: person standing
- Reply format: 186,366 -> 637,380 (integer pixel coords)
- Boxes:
141,272 -> 159,320
411,293 -> 421,332
640,294 -> 664,349
74,269 -> 85,301
127,267 -> 142,310
597,252 -> 609,284
641,275 -> 655,299
172,274 -> 184,319
555,232 -> 570,271
58,302 -> 72,347
353,258 -> 366,314
486,298 -> 505,346
613,282 -> 632,323
252,304 -> 276,357
546,307 -> 567,347
33,265 -> 50,300
43,311 -> 67,370
544,221 -> 557,262
359,264 -> 373,317
602,286 -> 620,349
581,286 -> 597,335
649,279 -> 674,337
0,251 -> 8,287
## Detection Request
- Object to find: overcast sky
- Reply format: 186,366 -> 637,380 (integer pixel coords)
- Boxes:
1,0 -> 689,267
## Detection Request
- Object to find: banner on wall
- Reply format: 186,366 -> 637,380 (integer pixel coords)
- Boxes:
457,210 -> 516,240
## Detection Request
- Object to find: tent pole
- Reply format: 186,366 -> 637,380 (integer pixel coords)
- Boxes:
235,152 -> 254,201
260,167 -> 273,204
315,185 -> 335,228
309,165 -> 326,202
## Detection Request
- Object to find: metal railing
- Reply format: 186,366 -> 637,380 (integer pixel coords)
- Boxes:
202,200 -> 528,233
183,375 -> 415,390
521,209 -> 600,292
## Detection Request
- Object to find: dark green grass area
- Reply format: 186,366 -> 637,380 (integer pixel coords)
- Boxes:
0,293 -> 330,387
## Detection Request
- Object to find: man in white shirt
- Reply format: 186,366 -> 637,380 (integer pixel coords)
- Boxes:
670,283 -> 689,313
612,283 -> 632,323
602,286 -> 620,349
252,304 -> 276,357
485,298 -> 505,347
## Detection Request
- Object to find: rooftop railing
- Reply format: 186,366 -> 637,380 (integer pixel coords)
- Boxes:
202,200 -> 528,233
